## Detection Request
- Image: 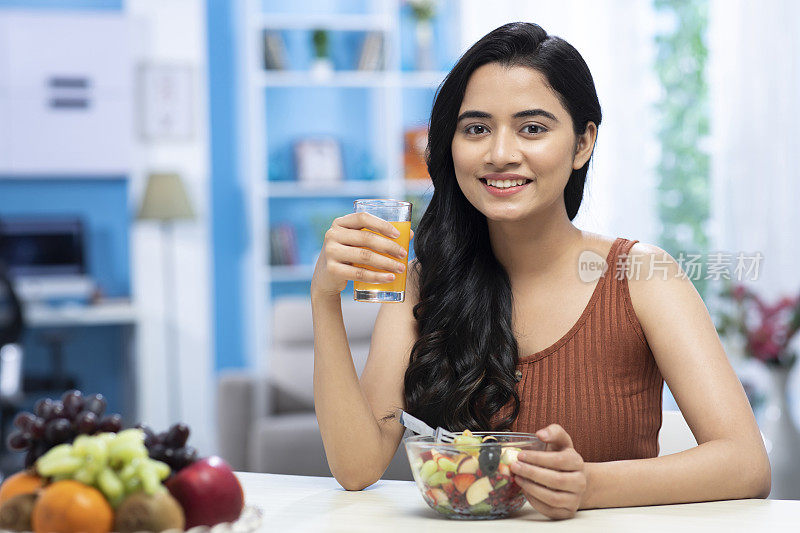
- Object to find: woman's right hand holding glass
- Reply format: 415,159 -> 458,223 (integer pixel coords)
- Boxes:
311,212 -> 413,298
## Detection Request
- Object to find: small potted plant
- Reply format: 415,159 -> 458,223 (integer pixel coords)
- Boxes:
310,28 -> 333,79
406,0 -> 438,71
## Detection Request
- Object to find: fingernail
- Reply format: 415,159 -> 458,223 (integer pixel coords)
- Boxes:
392,230 -> 401,238
537,429 -> 549,439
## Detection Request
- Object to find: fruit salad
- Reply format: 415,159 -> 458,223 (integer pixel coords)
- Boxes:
405,429 -> 545,520
0,390 -> 251,533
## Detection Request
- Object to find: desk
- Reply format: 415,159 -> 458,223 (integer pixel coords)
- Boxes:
21,301 -> 138,421
236,472 -> 799,532
23,301 -> 137,328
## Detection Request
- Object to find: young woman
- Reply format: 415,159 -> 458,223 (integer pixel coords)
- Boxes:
310,22 -> 770,519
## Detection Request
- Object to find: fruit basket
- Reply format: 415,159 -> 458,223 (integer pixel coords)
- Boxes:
404,430 -> 545,520
0,390 -> 260,533
0,505 -> 262,533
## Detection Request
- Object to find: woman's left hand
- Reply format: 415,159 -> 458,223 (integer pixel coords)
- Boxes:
509,423 -> 589,520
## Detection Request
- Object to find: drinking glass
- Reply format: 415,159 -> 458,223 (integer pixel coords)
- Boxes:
352,199 -> 412,303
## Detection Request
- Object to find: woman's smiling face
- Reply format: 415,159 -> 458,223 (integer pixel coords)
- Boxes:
451,62 -> 591,223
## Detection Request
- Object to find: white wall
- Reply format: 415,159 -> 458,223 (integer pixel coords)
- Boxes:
127,0 -> 215,455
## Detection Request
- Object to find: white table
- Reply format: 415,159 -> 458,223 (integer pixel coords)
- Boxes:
236,472 -> 800,532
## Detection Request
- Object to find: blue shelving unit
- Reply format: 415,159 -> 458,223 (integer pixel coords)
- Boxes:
240,0 -> 459,370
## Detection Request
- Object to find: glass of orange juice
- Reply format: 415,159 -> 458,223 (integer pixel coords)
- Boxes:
353,199 -> 412,303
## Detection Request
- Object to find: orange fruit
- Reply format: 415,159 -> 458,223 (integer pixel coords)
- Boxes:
0,471 -> 44,504
32,480 -> 113,533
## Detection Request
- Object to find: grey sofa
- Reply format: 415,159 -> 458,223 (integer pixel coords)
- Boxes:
217,295 -> 413,481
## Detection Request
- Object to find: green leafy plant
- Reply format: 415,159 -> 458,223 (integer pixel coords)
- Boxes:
312,29 -> 329,59
653,0 -> 710,299
406,0 -> 437,22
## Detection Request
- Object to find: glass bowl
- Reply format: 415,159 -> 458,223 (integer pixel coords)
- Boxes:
404,431 -> 545,520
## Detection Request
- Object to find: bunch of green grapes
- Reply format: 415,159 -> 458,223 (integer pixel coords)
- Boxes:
34,429 -> 170,507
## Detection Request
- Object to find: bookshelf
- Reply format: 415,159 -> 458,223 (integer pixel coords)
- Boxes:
240,0 -> 459,372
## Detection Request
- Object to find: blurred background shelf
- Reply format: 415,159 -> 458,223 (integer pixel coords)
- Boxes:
259,71 -> 388,87
243,0 -> 458,374
262,179 -> 433,198
266,265 -> 315,283
258,70 -> 448,88
263,180 -> 390,198
254,13 -> 391,32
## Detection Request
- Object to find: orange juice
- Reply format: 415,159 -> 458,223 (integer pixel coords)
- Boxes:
353,220 -> 411,295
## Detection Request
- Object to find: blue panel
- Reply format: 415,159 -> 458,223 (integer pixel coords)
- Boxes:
208,0 -> 246,371
0,179 -> 130,297
0,0 -> 121,9
402,86 -> 437,129
266,87 -> 379,182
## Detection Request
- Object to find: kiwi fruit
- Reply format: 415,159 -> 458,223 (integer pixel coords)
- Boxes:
0,493 -> 37,532
114,490 -> 185,533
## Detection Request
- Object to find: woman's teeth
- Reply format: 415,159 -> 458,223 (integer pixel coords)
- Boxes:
484,178 -> 529,188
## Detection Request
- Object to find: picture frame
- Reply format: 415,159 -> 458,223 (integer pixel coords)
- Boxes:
294,138 -> 344,184
138,63 -> 194,141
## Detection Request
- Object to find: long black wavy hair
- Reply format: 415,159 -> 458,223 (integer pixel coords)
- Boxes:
402,22 -> 602,432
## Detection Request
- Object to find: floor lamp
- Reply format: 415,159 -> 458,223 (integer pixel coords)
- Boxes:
137,173 -> 195,424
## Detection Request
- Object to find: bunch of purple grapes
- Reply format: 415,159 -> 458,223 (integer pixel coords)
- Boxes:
138,422 -> 198,474
7,390 -> 123,468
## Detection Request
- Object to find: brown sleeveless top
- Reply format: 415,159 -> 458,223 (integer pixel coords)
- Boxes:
490,237 -> 664,463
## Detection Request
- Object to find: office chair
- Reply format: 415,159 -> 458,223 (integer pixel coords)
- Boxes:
0,264 -> 25,467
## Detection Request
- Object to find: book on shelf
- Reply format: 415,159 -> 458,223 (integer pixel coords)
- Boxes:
404,126 -> 430,180
269,223 -> 299,266
263,31 -> 287,70
357,31 -> 385,71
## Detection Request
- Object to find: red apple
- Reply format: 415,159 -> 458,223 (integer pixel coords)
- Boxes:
165,456 -> 244,528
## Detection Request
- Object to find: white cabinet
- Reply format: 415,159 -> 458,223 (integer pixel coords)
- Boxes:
0,13 -> 131,176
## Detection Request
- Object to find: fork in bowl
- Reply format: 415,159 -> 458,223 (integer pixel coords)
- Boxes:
395,409 -> 456,443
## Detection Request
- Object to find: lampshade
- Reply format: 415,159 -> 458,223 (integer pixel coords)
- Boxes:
137,173 -> 195,221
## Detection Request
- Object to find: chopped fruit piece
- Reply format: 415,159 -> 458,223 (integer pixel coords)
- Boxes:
470,501 -> 493,514
498,463 -> 511,477
466,476 -> 493,506
426,470 -> 449,487
445,471 -> 454,479
453,473 -> 475,493
493,478 -> 508,490
428,488 -> 449,506
452,432 -> 482,454
481,435 -> 498,442
419,459 -> 438,482
501,447 -> 521,465
437,456 -> 457,472
456,456 -> 478,474
420,450 -> 433,462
